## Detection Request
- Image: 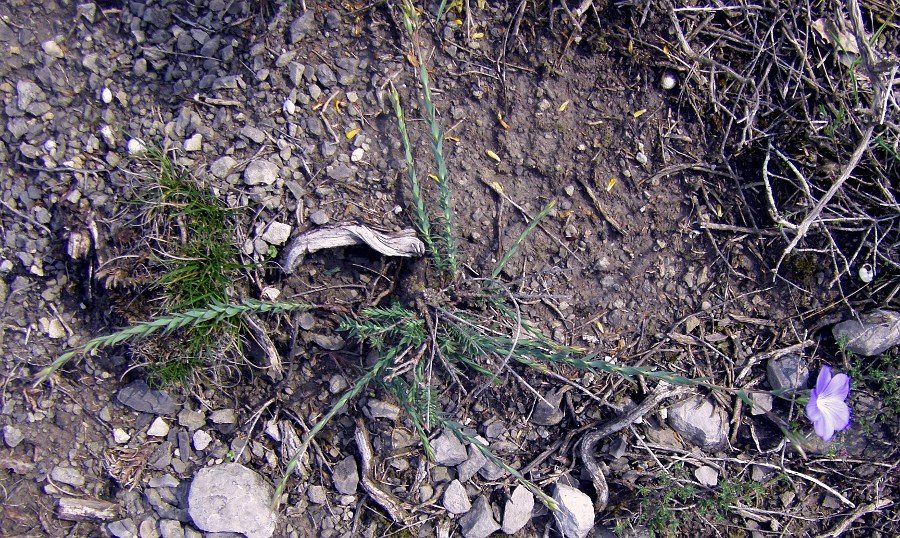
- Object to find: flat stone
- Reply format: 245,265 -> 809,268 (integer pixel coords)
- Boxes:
459,495 -> 500,538
107,518 -> 139,538
748,392 -> 773,416
288,63 -> 305,87
192,430 -> 212,451
501,485 -> 534,534
177,409 -> 206,431
457,439 -> 488,483
307,484 -> 327,504
3,424 -> 25,448
290,11 -> 316,43
117,380 -> 178,415
209,409 -> 236,425
432,431 -> 468,466
667,396 -> 728,451
309,210 -> 330,226
17,80 -> 46,112
552,484 -> 594,538
243,160 -> 278,186
209,156 -> 237,179
147,417 -> 170,437
42,40 -> 64,59
326,163 -> 354,181
183,134 -> 202,152
158,519 -> 184,538
77,3 -> 98,23
766,354 -> 809,390
240,126 -> 266,144
694,465 -> 719,487
478,459 -> 508,481
367,399 -> 401,420
50,465 -> 85,488
442,479 -> 471,514
261,222 -> 292,245
113,428 -> 131,444
187,464 -> 276,538
148,474 -> 180,488
832,309 -> 900,356
332,456 -> 359,495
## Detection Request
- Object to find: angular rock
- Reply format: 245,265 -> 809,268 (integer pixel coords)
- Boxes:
367,399 -> 401,420
158,519 -> 184,538
177,409 -> 206,431
667,396 -> 728,451
209,156 -> 237,179
183,134 -> 202,152
147,417 -> 170,437
766,354 -> 809,390
457,440 -> 488,483
307,484 -> 327,504
332,456 -> 359,495
552,484 -> 594,538
459,495 -> 500,538
3,425 -> 24,448
17,80 -> 46,112
51,465 -> 85,488
432,431 -> 468,466
240,126 -> 266,144
694,465 -> 718,487
117,380 -> 178,415
442,479 -> 471,514
832,309 -> 900,356
501,485 -> 534,534
192,430 -> 212,451
478,459 -> 508,481
309,210 -> 330,226
261,222 -> 292,245
107,518 -> 138,538
243,160 -> 279,186
209,409 -> 236,425
187,464 -> 276,538
290,11 -> 316,43
532,388 -> 566,426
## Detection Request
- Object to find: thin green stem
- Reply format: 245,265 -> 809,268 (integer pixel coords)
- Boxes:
492,201 -> 556,279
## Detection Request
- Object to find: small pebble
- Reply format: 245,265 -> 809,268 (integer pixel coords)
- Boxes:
101,87 -> 113,104
147,417 -> 170,437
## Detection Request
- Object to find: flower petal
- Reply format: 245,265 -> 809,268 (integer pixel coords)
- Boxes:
816,365 -> 833,394
816,396 -> 851,441
805,393 -> 823,423
820,373 -> 850,401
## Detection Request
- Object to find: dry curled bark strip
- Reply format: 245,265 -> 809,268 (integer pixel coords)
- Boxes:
579,384 -> 687,512
280,224 -> 424,274
354,418 -> 411,525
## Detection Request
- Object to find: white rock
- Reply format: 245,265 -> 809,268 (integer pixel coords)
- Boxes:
350,148 -> 364,162
832,309 -> 900,356
261,221 -> 292,245
127,138 -> 146,154
100,125 -> 116,147
694,465 -> 719,487
147,417 -> 170,437
501,484 -> 534,534
443,479 -> 471,514
552,484 -> 594,538
184,133 -> 203,152
193,429 -> 212,451
283,98 -> 296,115
667,396 -> 728,451
243,160 -> 279,186
101,87 -> 113,104
42,40 -> 65,59
47,319 -> 66,339
113,428 -> 131,444
188,464 -> 276,538
661,72 -> 677,90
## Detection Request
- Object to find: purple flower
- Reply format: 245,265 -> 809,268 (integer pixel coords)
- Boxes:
805,365 -> 851,441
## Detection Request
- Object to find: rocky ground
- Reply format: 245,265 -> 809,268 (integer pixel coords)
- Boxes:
1,0 -> 898,537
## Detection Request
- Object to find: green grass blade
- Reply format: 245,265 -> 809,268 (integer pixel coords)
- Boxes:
492,201 -> 556,279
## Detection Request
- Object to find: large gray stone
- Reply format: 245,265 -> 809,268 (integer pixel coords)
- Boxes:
289,11 -> 316,43
17,80 -> 46,112
766,354 -> 809,390
501,484 -> 534,534
459,495 -> 500,538
442,479 -> 471,514
117,380 -> 178,415
552,484 -> 594,538
243,160 -> 279,186
332,456 -> 359,495
832,309 -> 900,356
187,464 -> 276,538
666,396 -> 728,451
432,431 -> 468,466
